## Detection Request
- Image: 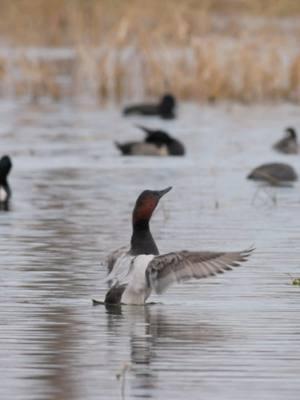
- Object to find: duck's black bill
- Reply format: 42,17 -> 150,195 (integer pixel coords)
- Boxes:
156,186 -> 172,198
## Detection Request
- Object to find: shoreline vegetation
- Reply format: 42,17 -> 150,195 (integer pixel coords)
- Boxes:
0,0 -> 300,103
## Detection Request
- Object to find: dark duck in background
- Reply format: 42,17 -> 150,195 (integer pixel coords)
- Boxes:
115,125 -> 185,156
0,155 -> 12,211
123,94 -> 176,119
138,125 -> 185,156
247,162 -> 298,184
273,127 -> 298,154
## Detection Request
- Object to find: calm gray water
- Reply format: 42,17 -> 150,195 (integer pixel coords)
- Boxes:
0,100 -> 300,400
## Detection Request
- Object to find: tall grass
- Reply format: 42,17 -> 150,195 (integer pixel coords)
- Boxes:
0,0 -> 299,102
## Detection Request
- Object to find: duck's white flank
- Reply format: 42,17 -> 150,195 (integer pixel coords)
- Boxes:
121,255 -> 154,304
106,252 -> 131,287
0,187 -> 7,202
106,253 -> 155,305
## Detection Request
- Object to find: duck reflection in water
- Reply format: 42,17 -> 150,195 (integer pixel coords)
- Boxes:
104,303 -> 224,398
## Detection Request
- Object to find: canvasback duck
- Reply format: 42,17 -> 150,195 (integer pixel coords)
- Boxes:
273,127 -> 298,154
123,94 -> 176,119
247,162 -> 298,184
103,187 -> 253,305
0,155 -> 12,211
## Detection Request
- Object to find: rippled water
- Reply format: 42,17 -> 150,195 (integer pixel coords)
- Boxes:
1,100 -> 300,400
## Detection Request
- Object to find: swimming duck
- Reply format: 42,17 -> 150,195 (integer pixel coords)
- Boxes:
247,162 -> 298,184
103,187 -> 253,305
123,94 -> 176,119
273,127 -> 298,154
115,126 -> 185,156
0,155 -> 12,211
137,125 -> 185,156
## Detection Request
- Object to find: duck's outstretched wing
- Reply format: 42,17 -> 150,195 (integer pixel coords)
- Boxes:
146,248 -> 253,294
105,246 -> 129,274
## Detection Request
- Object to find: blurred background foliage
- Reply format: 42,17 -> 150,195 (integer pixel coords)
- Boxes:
0,0 -> 299,103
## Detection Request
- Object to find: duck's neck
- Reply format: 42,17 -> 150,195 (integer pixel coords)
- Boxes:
0,176 -> 7,186
0,179 -> 9,195
130,219 -> 159,256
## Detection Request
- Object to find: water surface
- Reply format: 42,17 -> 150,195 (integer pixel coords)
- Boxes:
0,100 -> 300,399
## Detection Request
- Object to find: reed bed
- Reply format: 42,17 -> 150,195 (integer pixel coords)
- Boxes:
0,0 -> 299,103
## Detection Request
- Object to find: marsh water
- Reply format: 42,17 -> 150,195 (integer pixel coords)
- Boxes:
1,100 -> 300,400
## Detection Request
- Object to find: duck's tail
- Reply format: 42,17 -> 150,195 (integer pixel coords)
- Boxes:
114,141 -> 123,151
114,141 -> 130,155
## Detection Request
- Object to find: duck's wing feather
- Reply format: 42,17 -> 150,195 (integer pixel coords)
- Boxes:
146,248 -> 253,294
105,246 -> 129,274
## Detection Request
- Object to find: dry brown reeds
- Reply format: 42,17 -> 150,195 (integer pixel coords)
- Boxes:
0,0 -> 299,103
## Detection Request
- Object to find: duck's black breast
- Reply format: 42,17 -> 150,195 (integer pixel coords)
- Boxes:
168,140 -> 185,156
158,94 -> 176,119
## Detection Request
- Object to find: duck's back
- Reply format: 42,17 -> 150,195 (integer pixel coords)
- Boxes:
273,138 -> 298,154
248,162 -> 298,182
